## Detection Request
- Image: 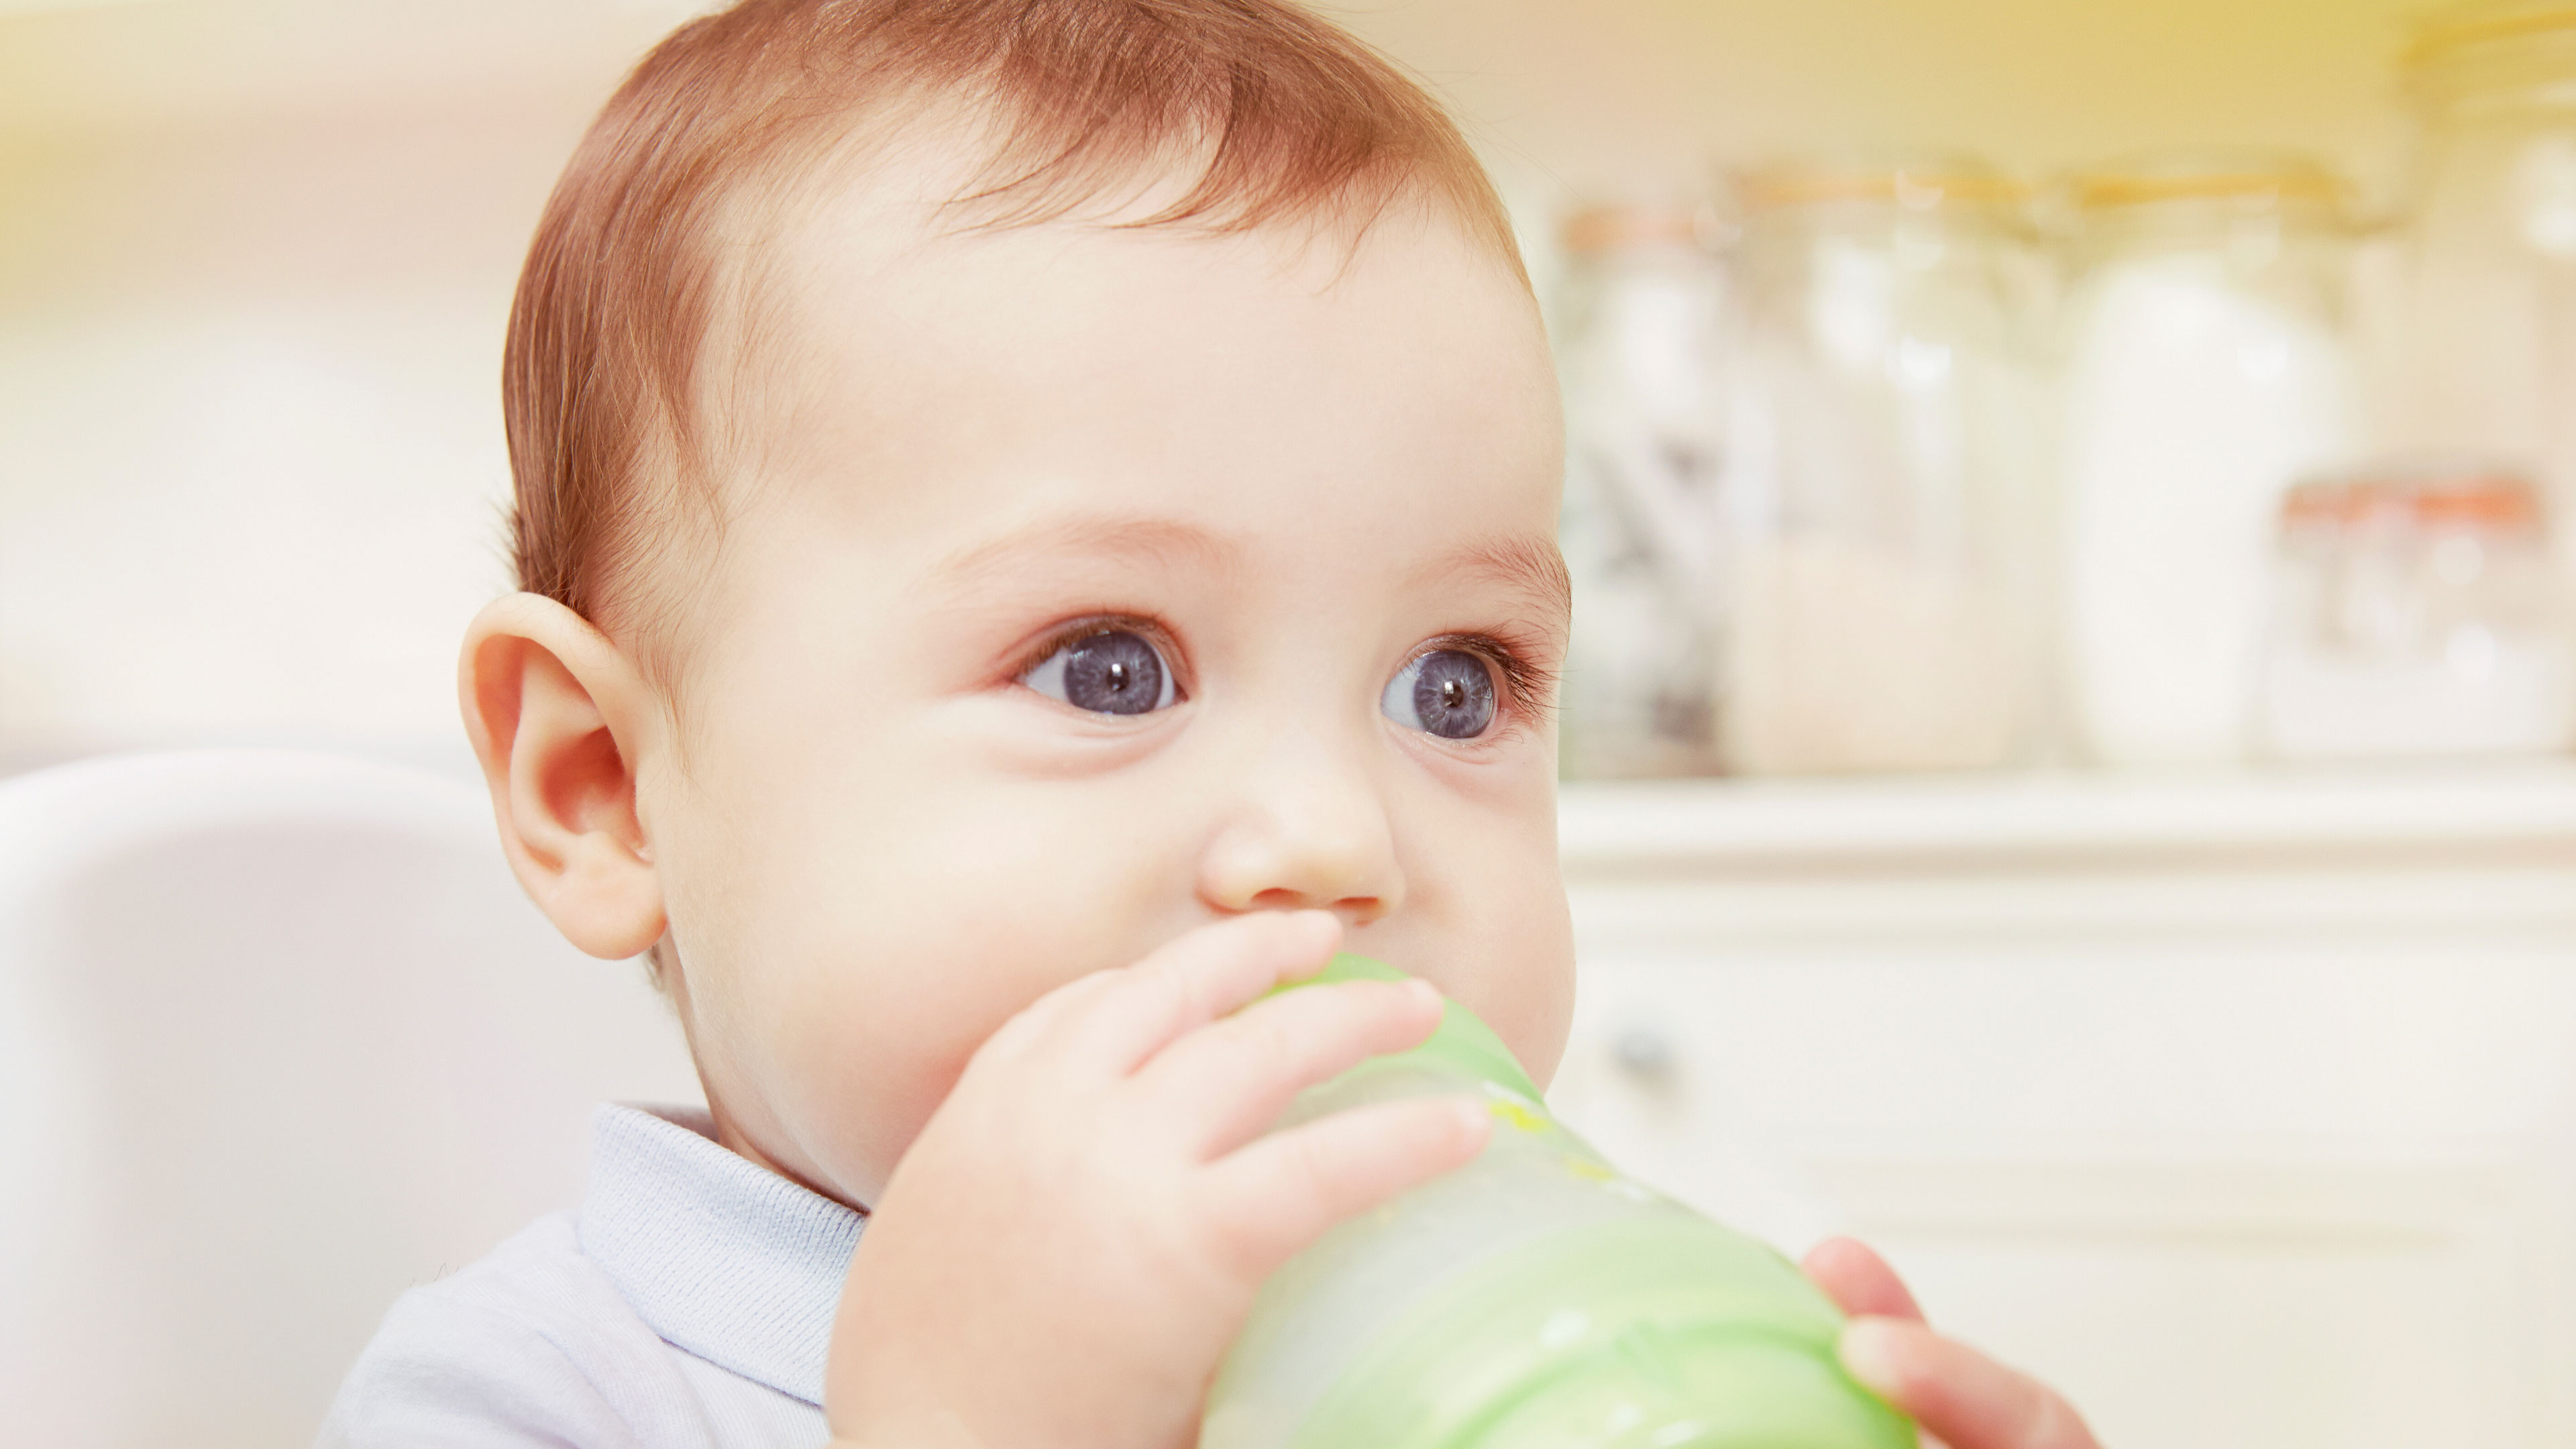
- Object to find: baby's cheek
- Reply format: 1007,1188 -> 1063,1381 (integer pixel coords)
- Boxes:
1450,853 -> 1577,1085
1489,944 -> 1576,1087
773,908 -> 1096,1183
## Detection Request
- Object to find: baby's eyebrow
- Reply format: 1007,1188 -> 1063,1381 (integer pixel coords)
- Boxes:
1438,535 -> 1572,628
916,514 -> 1234,602
914,515 -> 1570,631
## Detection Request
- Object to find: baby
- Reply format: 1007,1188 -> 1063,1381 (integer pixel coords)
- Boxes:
322,2 -> 2096,1447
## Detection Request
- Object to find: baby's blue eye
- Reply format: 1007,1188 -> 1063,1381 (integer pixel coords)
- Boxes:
1021,629 -> 1177,715
1382,648 -> 1497,739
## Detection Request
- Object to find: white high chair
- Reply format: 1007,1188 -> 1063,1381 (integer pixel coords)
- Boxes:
0,749 -> 702,1448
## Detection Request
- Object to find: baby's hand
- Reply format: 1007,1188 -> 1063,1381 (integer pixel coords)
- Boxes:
824,911 -> 1488,1449
1804,1237 -> 2104,1449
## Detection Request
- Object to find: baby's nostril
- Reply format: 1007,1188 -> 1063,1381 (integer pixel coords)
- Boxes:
1242,888 -> 1385,922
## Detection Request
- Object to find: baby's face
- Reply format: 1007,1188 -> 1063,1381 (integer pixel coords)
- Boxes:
645,180 -> 1572,1208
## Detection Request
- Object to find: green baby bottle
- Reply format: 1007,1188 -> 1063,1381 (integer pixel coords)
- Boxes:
1199,954 -> 1912,1449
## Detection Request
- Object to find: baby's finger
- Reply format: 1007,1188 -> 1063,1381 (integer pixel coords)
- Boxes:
967,961 -> 1133,1066
1051,911 -> 1342,1076
1839,1318 -> 2101,1449
1136,975 -> 1446,1156
1196,1093 -> 1489,1280
1803,1236 -> 1928,1324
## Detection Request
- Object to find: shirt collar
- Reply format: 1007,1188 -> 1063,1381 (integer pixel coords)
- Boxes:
578,1102 -> 866,1406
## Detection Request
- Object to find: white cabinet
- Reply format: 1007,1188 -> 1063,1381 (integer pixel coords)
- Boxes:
1550,767 -> 2576,1448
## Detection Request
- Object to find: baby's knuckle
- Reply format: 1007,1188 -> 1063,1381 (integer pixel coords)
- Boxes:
968,1013 -> 1046,1069
1199,1197 -> 1293,1282
1235,1010 -> 1305,1075
1124,956 -> 1203,1021
1283,1129 -> 1366,1220
1228,1144 -> 1344,1267
1065,965 -> 1138,1016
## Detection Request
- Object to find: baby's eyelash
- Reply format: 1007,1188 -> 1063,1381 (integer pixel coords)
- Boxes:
1430,627 -> 1560,725
1009,613 -> 1188,691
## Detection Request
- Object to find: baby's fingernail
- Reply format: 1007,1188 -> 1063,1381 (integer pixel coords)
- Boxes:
1838,1316 -> 1911,1397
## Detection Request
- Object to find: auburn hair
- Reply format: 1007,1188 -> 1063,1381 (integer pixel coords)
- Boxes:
502,0 -> 1522,670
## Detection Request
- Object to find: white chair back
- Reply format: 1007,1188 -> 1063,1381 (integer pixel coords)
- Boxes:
0,749 -> 701,1448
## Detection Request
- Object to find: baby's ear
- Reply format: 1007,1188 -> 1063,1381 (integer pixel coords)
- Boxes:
458,593 -> 667,960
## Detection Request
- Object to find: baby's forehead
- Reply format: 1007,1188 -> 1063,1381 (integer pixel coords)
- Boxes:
733,119 -> 1443,341
712,152 -> 1521,482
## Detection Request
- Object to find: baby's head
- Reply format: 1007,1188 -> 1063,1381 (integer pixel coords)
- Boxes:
462,0 -> 1574,1208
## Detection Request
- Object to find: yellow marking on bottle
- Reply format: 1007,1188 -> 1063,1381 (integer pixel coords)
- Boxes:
1487,1099 -> 1548,1133
1563,1155 -> 1618,1183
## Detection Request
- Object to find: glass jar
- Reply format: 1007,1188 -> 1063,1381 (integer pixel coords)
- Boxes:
2399,3 -> 2576,531
1719,156 -> 2046,775
1551,203 -> 1732,778
2058,153 -> 2364,767
2258,461 -> 2571,759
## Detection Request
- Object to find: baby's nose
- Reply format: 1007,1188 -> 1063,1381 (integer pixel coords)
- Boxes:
1194,770 -> 1405,926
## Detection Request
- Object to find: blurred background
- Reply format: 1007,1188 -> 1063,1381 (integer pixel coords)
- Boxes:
13,0 -> 2576,1445
0,0 -> 2519,772
0,0 -> 2561,778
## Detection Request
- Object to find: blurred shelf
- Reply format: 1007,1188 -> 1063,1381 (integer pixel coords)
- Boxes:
1553,757 -> 2576,1448
1557,759 -> 2576,879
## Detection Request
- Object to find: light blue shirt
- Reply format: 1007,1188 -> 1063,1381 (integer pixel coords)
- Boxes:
317,1104 -> 862,1448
